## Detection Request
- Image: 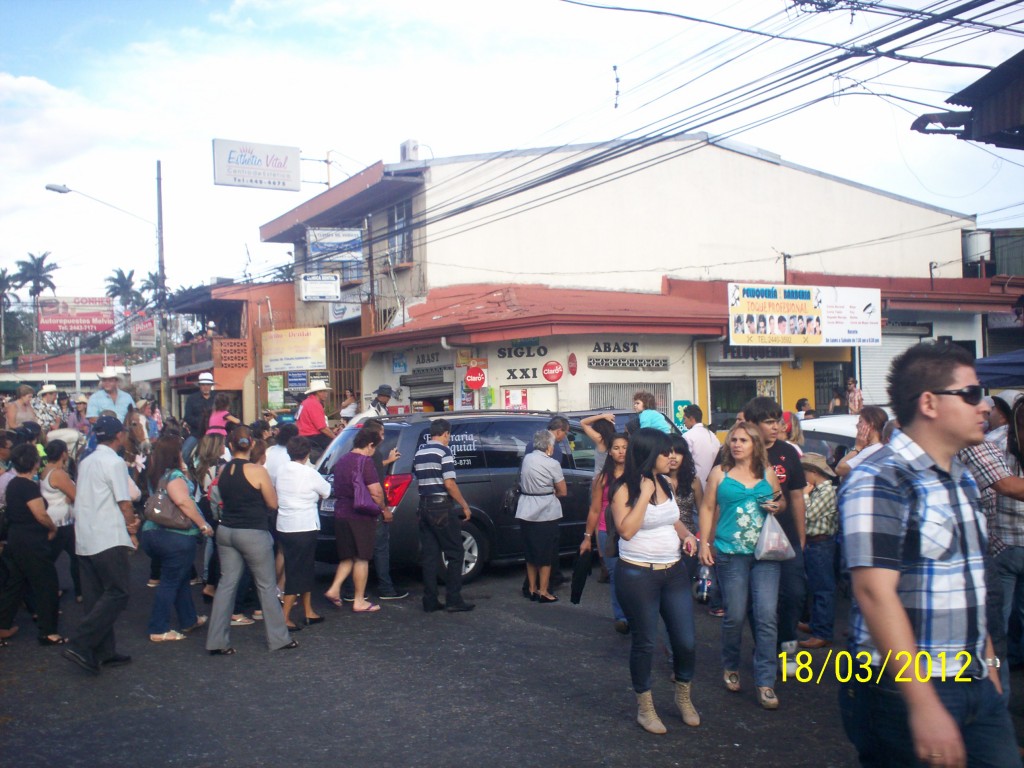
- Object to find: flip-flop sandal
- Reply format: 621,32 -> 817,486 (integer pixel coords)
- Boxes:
324,593 -> 344,608
150,630 -> 187,643
182,616 -> 209,633
352,603 -> 381,613
38,636 -> 69,646
723,670 -> 740,692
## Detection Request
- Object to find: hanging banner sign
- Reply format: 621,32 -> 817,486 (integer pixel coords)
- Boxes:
212,138 -> 300,191
727,283 -> 881,347
130,317 -> 157,348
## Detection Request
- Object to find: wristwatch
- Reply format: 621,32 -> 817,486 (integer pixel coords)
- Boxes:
984,656 -> 1001,669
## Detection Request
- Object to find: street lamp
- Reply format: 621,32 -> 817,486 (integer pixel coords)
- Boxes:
46,162 -> 171,415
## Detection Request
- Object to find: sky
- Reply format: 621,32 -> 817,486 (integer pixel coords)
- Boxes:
1,0 -> 1022,310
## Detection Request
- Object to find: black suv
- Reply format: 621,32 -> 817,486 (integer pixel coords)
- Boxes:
313,411 -> 597,582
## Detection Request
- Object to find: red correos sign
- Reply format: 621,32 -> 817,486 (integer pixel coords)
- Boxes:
465,366 -> 486,390
542,361 -> 563,382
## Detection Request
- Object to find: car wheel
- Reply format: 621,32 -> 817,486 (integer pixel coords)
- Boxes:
440,522 -> 489,584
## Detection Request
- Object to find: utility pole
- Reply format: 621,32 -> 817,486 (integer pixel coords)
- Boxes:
157,161 -> 170,415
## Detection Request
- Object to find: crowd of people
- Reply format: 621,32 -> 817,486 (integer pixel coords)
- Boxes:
2,346 -> 1023,765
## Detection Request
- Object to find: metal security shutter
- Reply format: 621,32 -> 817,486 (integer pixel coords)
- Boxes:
589,383 -> 672,411
859,330 -> 926,406
706,363 -> 781,378
408,383 -> 455,399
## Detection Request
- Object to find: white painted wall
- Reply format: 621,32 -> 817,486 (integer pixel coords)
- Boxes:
417,137 -> 972,292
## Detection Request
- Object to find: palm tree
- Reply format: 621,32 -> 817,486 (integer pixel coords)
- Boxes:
0,267 -> 19,359
139,271 -> 162,303
105,268 -> 143,321
14,251 -> 59,354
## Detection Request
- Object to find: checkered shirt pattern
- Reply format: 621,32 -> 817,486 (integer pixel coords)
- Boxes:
957,440 -> 1009,556
994,437 -> 1024,548
804,482 -> 837,538
839,429 -> 988,676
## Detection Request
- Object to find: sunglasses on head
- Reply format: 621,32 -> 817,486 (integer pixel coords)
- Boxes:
927,385 -> 984,406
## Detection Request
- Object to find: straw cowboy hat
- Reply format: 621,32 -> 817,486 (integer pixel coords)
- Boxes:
97,366 -> 123,380
304,380 -> 331,395
38,384 -> 58,395
800,452 -> 836,478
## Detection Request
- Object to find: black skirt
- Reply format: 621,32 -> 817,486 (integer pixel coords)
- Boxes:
277,530 -> 317,595
520,519 -> 560,566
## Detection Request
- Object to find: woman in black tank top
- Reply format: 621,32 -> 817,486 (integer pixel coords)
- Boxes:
205,426 -> 297,655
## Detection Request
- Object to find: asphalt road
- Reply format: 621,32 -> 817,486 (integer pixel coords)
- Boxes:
2,553 -> 1022,768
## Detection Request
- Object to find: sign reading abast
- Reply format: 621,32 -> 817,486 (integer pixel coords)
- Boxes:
38,297 -> 115,333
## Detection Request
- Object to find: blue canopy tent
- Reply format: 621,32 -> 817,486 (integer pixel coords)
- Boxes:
976,349 -> 1024,388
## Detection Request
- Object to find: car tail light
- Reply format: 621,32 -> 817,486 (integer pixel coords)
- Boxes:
384,473 -> 414,507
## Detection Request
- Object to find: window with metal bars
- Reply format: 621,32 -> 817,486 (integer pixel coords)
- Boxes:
588,383 -> 672,411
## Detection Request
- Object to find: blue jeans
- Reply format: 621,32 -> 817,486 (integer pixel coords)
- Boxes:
597,530 -> 626,622
996,546 -> 1024,669
777,545 -> 806,646
839,675 -> 1021,767
140,528 -> 199,634
375,519 -> 395,594
716,550 -> 780,688
614,559 -> 695,692
803,538 -> 836,641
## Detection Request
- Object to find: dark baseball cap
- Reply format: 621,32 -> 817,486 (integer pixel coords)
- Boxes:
93,415 -> 125,441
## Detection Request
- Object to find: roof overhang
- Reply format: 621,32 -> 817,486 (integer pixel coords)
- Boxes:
260,162 -> 422,244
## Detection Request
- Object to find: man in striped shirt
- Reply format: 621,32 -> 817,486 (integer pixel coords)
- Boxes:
839,343 -> 1016,768
413,418 -> 473,613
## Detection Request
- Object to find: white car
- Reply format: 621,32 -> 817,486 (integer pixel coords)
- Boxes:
799,415 -> 859,468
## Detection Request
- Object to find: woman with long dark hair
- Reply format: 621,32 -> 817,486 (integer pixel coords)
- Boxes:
667,434 -> 703,582
698,422 -> 785,710
581,432 -> 628,633
41,439 -> 80,602
611,428 -> 700,734
139,434 -> 212,643
206,426 -> 296,655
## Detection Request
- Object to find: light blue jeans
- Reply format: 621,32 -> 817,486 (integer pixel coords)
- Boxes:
597,530 -> 626,622
715,550 -> 780,688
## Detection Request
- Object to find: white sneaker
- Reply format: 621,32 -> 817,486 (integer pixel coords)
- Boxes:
781,640 -> 798,677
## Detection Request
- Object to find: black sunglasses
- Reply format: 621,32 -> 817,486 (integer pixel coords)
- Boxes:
928,385 -> 984,406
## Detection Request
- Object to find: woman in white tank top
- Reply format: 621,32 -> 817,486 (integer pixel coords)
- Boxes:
610,428 -> 700,735
41,439 -> 80,601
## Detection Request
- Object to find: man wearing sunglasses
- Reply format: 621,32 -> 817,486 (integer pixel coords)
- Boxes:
839,343 -> 1016,768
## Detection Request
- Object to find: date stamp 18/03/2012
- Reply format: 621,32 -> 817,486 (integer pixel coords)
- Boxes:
778,650 -> 978,684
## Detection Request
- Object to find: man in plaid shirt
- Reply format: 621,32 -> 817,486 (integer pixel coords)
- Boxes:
839,343 -> 1016,768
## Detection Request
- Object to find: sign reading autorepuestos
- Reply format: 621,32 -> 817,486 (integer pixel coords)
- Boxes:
262,327 -> 327,373
212,138 -> 300,191
38,297 -> 115,333
728,283 -> 881,347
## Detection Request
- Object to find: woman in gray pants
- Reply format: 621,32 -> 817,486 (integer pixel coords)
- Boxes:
206,426 -> 297,655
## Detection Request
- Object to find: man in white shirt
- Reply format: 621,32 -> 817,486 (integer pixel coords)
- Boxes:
681,405 -> 720,490
64,416 -> 138,674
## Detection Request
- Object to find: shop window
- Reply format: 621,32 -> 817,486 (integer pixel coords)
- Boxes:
709,378 -> 757,431
589,383 -> 671,411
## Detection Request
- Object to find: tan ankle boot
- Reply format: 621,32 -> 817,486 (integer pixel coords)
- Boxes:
674,680 -> 701,726
636,690 -> 667,734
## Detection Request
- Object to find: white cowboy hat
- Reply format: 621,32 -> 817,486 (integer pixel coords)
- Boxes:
304,380 -> 331,395
97,366 -> 123,380
38,384 -> 58,395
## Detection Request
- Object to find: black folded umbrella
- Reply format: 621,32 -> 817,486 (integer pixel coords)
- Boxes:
570,548 -> 594,604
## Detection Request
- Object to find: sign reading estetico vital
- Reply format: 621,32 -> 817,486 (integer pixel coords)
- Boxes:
262,327 -> 327,373
212,138 -> 300,191
728,283 -> 881,347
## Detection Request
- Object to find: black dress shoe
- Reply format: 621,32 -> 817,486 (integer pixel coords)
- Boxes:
62,648 -> 100,674
100,653 -> 132,667
423,601 -> 445,613
446,602 -> 475,613
302,616 -> 325,626
537,594 -> 559,604
277,640 -> 299,650
284,623 -> 302,632
208,647 -> 236,656
530,592 -> 539,602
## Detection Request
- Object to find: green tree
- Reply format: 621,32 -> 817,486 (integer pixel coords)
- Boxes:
105,268 -> 143,323
0,267 -> 18,359
14,251 -> 59,354
140,271 -> 162,304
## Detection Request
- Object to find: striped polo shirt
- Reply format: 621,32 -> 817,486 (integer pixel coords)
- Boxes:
413,440 -> 456,497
